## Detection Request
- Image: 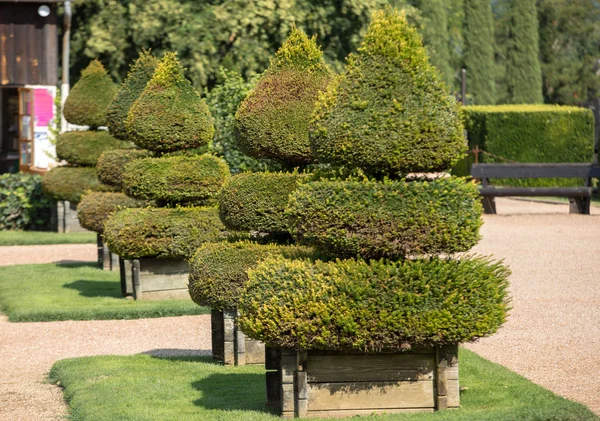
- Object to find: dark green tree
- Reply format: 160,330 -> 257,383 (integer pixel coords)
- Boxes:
417,0 -> 454,88
463,0 -> 496,104
504,0 -> 543,104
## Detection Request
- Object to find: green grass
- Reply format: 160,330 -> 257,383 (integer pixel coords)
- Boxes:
0,263 -> 208,322
49,349 -> 598,421
0,231 -> 96,246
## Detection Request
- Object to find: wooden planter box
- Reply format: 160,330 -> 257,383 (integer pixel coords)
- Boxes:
211,309 -> 265,366
50,200 -> 89,233
118,257 -> 190,300
265,345 -> 459,418
96,235 -> 119,271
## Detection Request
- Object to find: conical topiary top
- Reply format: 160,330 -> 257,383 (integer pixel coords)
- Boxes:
310,9 -> 465,177
234,26 -> 334,167
126,52 -> 215,152
63,60 -> 118,129
106,50 -> 158,140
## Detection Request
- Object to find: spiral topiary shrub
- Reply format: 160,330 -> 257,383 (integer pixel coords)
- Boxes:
188,241 -> 314,311
309,10 -> 465,177
56,131 -> 131,167
239,256 -> 510,351
96,149 -> 153,188
63,60 -> 118,128
218,172 -> 308,235
234,26 -> 333,166
42,167 -> 114,203
287,177 -> 482,260
76,192 -> 147,233
106,50 -> 158,140
122,155 -> 230,205
103,206 -> 226,260
126,52 -> 214,152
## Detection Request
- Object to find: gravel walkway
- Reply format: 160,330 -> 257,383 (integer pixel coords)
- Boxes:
0,197 -> 598,420
0,243 -> 97,266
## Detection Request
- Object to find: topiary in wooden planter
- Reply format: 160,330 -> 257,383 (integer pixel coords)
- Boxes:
210,309 -> 264,366
265,346 -> 458,418
51,201 -> 89,233
119,257 -> 190,300
96,234 -> 118,271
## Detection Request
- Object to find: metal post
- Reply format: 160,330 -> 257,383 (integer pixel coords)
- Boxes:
61,0 -> 72,133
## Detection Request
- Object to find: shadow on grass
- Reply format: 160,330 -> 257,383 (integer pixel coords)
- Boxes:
63,280 -> 122,298
192,372 -> 276,415
142,350 -> 212,362
55,261 -> 99,269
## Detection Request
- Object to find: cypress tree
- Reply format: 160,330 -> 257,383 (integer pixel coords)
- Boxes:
505,0 -> 543,104
463,0 -> 496,105
418,0 -> 454,89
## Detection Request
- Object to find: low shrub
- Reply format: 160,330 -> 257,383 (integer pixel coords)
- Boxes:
218,172 -> 308,235
239,256 -> 511,352
0,173 -> 51,230
188,241 -> 314,310
76,192 -> 147,233
122,155 -> 230,205
56,131 -> 131,167
42,167 -> 114,203
96,149 -> 152,188
287,177 -> 482,260
103,207 -> 226,259
459,105 -> 595,186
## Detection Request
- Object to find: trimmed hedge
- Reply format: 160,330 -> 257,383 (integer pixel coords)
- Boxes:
459,104 -> 594,186
42,167 -> 115,203
76,192 -> 147,234
122,155 -> 230,205
96,149 -> 152,188
188,241 -> 314,310
126,52 -> 214,152
218,172 -> 308,235
103,206 -> 226,259
287,177 -> 482,260
63,60 -> 118,129
106,50 -> 158,140
234,26 -> 333,166
239,256 -> 511,351
0,173 -> 50,230
56,131 -> 131,167
310,9 -> 465,177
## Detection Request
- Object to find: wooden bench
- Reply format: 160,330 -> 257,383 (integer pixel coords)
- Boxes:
470,163 -> 600,214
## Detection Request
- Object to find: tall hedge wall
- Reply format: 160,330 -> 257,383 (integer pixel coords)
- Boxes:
459,105 -> 595,186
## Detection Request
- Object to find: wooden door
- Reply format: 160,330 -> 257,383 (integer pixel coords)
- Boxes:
18,88 -> 34,171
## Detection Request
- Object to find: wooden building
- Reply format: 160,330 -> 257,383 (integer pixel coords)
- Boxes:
0,0 -> 60,174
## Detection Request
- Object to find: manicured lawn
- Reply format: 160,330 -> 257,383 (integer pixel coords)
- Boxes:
49,349 -> 598,421
0,231 -> 96,246
0,263 -> 208,322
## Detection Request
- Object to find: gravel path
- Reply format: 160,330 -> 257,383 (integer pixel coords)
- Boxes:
0,243 -> 97,266
0,197 -> 599,420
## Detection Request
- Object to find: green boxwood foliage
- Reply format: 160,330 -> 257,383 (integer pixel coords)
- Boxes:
42,167 -> 115,204
188,241 -> 314,311
239,256 -> 510,351
96,149 -> 152,189
234,26 -> 333,167
0,173 -> 51,230
310,9 -> 465,177
126,52 -> 214,152
76,192 -> 146,234
459,105 -> 595,186
103,207 -> 226,259
122,155 -> 230,205
106,50 -> 158,140
56,131 -> 131,167
287,177 -> 482,260
218,172 -> 308,235
63,60 -> 118,129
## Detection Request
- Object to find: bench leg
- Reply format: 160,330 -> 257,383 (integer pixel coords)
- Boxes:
569,198 -> 590,215
481,197 -> 496,214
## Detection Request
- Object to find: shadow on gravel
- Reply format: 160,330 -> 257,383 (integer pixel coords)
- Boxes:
63,280 -> 121,298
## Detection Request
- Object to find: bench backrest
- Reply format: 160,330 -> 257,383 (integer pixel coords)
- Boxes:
471,163 -> 598,179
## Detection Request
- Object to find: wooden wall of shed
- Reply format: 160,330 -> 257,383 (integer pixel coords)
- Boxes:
0,3 -> 58,86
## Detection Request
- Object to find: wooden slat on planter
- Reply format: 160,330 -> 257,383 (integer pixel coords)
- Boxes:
307,381 -> 435,411
306,408 -> 434,418
307,354 -> 435,382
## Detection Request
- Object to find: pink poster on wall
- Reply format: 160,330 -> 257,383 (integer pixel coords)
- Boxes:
34,88 -> 54,127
